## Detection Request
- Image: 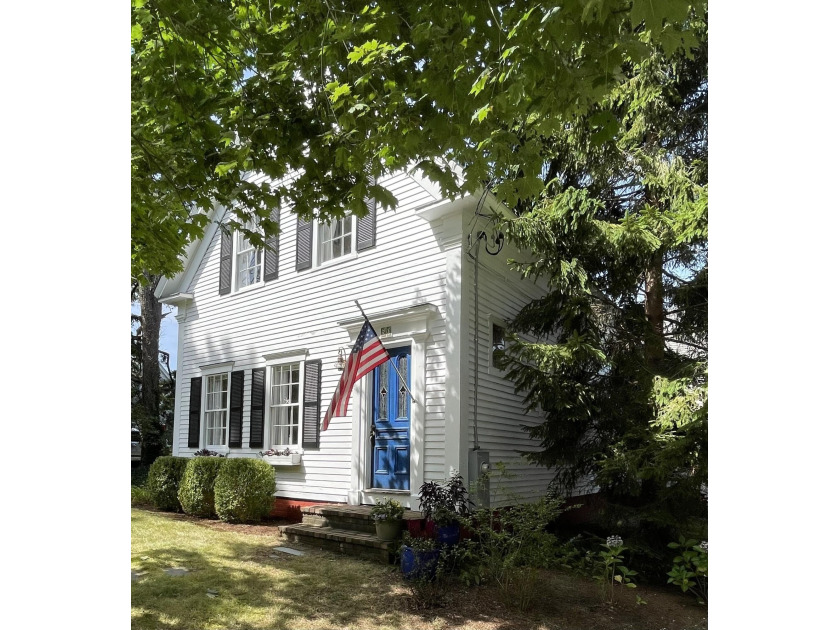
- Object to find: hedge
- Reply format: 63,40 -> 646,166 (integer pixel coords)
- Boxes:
178,457 -> 226,518
146,456 -> 189,512
214,458 -> 276,523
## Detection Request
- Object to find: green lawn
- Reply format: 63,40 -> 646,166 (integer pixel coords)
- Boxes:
131,508 -> 707,630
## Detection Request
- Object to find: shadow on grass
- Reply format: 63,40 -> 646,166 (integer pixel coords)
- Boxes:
131,509 -> 706,630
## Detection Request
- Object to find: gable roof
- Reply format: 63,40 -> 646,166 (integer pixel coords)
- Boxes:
154,203 -> 227,303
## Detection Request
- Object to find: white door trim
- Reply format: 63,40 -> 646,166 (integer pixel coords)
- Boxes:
343,304 -> 434,512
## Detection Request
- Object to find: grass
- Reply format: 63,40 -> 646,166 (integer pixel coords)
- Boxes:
131,508 -> 708,630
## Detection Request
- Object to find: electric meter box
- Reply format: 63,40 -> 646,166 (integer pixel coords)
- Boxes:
468,449 -> 491,508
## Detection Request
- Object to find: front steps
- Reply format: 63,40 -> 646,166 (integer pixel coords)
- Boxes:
278,504 -> 423,563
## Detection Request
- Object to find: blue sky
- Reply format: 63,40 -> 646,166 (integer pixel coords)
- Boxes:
131,302 -> 180,371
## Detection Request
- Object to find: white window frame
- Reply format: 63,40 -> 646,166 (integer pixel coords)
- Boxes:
232,219 -> 264,293
488,315 -> 507,375
199,361 -> 235,453
263,351 -> 308,451
316,214 -> 357,267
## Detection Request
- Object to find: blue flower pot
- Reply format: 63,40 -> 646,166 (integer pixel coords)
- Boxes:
435,524 -> 460,546
400,546 -> 441,580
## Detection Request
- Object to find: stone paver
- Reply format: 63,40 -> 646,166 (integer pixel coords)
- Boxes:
163,567 -> 190,576
272,546 -> 305,556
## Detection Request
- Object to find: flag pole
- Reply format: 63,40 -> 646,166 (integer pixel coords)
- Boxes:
353,300 -> 416,403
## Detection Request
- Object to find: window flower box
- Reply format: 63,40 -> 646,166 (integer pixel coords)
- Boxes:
262,453 -> 302,466
259,449 -> 302,466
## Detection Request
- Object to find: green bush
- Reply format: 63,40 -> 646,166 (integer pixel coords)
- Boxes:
131,485 -> 154,507
131,463 -> 150,488
178,457 -> 226,517
146,456 -> 189,511
214,458 -> 276,523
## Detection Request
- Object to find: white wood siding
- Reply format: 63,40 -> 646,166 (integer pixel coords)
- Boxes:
460,215 -> 556,505
173,171 -> 453,503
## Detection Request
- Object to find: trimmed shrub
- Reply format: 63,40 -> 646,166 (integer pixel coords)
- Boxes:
146,456 -> 189,511
178,457 -> 226,518
214,458 -> 276,523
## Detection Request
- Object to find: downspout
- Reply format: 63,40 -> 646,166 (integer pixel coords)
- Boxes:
472,241 -> 481,451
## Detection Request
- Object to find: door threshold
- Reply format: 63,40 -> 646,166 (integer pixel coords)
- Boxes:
365,488 -> 410,495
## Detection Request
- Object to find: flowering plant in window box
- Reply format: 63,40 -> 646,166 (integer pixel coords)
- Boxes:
194,449 -> 226,457
259,448 -> 302,466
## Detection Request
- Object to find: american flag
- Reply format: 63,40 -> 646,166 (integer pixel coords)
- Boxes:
322,320 -> 390,430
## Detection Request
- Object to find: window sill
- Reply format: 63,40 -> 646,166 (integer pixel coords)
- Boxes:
262,454 -> 302,466
316,251 -> 358,270
231,280 -> 265,296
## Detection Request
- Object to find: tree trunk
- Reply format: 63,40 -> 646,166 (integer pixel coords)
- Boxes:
139,273 -> 164,463
644,253 -> 665,368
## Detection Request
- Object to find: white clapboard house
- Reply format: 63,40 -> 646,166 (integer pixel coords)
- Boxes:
155,168 -> 556,517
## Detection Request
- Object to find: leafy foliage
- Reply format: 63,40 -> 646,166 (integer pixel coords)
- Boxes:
500,10 -> 708,558
418,473 -> 471,526
146,456 -> 189,512
258,448 -> 293,456
131,485 -> 155,508
666,536 -> 708,603
370,498 -> 404,522
469,496 -> 569,610
595,537 -> 638,603
178,457 -> 226,518
132,0 -> 703,281
213,458 -> 276,523
193,448 -> 225,458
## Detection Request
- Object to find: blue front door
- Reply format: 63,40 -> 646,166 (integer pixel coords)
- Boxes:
371,346 -> 411,490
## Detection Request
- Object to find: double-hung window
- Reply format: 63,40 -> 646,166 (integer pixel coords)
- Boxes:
490,319 -> 507,372
318,215 -> 354,264
204,372 -> 230,448
235,222 -> 263,290
268,362 -> 303,449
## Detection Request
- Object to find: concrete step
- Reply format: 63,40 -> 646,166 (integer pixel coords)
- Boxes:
300,504 -> 424,535
279,523 -> 400,563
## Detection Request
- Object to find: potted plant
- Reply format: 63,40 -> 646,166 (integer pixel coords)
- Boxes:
399,533 -> 441,580
418,473 -> 471,545
370,498 -> 405,541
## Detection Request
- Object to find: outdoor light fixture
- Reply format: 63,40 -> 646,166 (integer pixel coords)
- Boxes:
335,347 -> 347,370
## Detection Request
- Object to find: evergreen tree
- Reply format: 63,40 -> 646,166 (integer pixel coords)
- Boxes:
503,13 -> 707,554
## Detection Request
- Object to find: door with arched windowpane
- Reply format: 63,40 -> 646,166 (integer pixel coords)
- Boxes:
370,346 -> 411,490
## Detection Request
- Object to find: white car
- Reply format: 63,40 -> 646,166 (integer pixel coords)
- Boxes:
132,428 -> 141,465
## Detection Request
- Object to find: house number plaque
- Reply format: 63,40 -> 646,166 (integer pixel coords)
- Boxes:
380,326 -> 392,338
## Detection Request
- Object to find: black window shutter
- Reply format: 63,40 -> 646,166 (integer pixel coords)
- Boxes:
295,218 -> 313,271
228,370 -> 244,447
357,177 -> 377,251
219,226 -> 233,295
302,359 -> 322,449
188,377 -> 202,448
264,204 -> 281,281
249,368 -> 266,448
